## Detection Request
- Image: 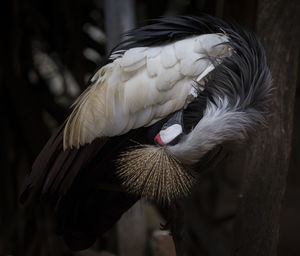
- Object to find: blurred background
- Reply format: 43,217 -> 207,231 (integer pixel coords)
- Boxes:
0,0 -> 299,255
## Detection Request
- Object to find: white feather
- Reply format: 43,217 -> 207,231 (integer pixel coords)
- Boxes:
120,47 -> 147,67
161,44 -> 177,68
155,63 -> 183,91
179,53 -> 208,77
146,55 -> 160,77
194,33 -> 229,55
168,97 -> 255,164
146,47 -> 161,58
196,63 -> 215,81
122,69 -> 152,114
64,33 -> 232,149
132,107 -> 153,129
122,58 -> 146,72
174,37 -> 198,59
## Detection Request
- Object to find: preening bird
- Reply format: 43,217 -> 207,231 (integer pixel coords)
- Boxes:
20,15 -> 271,250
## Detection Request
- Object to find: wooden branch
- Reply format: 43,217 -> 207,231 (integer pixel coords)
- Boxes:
233,0 -> 300,255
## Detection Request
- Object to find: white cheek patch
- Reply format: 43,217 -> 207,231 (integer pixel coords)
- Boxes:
155,124 -> 183,146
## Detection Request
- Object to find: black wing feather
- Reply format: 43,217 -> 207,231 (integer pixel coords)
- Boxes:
20,14 -> 271,250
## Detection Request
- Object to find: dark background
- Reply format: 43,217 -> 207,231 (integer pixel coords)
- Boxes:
0,0 -> 299,255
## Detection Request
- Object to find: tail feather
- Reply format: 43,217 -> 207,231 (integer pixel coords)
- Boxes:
20,123 -> 107,202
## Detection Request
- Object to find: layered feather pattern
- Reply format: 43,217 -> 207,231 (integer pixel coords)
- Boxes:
21,15 -> 272,250
168,27 -> 272,164
116,18 -> 272,202
63,33 -> 231,149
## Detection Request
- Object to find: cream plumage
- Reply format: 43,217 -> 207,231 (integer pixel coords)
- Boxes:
20,15 -> 271,250
63,33 -> 231,149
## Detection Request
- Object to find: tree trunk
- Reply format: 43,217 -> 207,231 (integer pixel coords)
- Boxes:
103,3 -> 148,255
104,0 -> 136,53
233,1 -> 300,256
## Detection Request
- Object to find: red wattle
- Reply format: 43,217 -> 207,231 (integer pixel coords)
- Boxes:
154,133 -> 164,146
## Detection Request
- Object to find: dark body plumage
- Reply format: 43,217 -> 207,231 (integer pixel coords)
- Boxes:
20,15 -> 271,250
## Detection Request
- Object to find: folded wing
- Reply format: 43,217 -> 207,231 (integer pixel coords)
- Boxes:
63,33 -> 231,149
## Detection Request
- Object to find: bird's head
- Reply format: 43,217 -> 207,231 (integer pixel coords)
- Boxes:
63,16 -> 272,204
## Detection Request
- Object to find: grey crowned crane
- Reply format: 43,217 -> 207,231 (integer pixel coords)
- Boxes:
20,15 -> 271,250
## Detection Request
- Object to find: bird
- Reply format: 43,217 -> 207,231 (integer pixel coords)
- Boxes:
20,14 -> 271,250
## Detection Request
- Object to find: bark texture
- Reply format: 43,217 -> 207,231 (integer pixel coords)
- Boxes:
233,0 -> 300,255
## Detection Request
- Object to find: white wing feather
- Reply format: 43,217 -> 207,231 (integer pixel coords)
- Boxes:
161,44 -> 177,68
64,33 -> 231,149
146,55 -> 160,77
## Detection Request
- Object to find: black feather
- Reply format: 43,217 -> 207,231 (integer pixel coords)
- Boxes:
112,15 -> 229,51
20,14 -> 271,250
